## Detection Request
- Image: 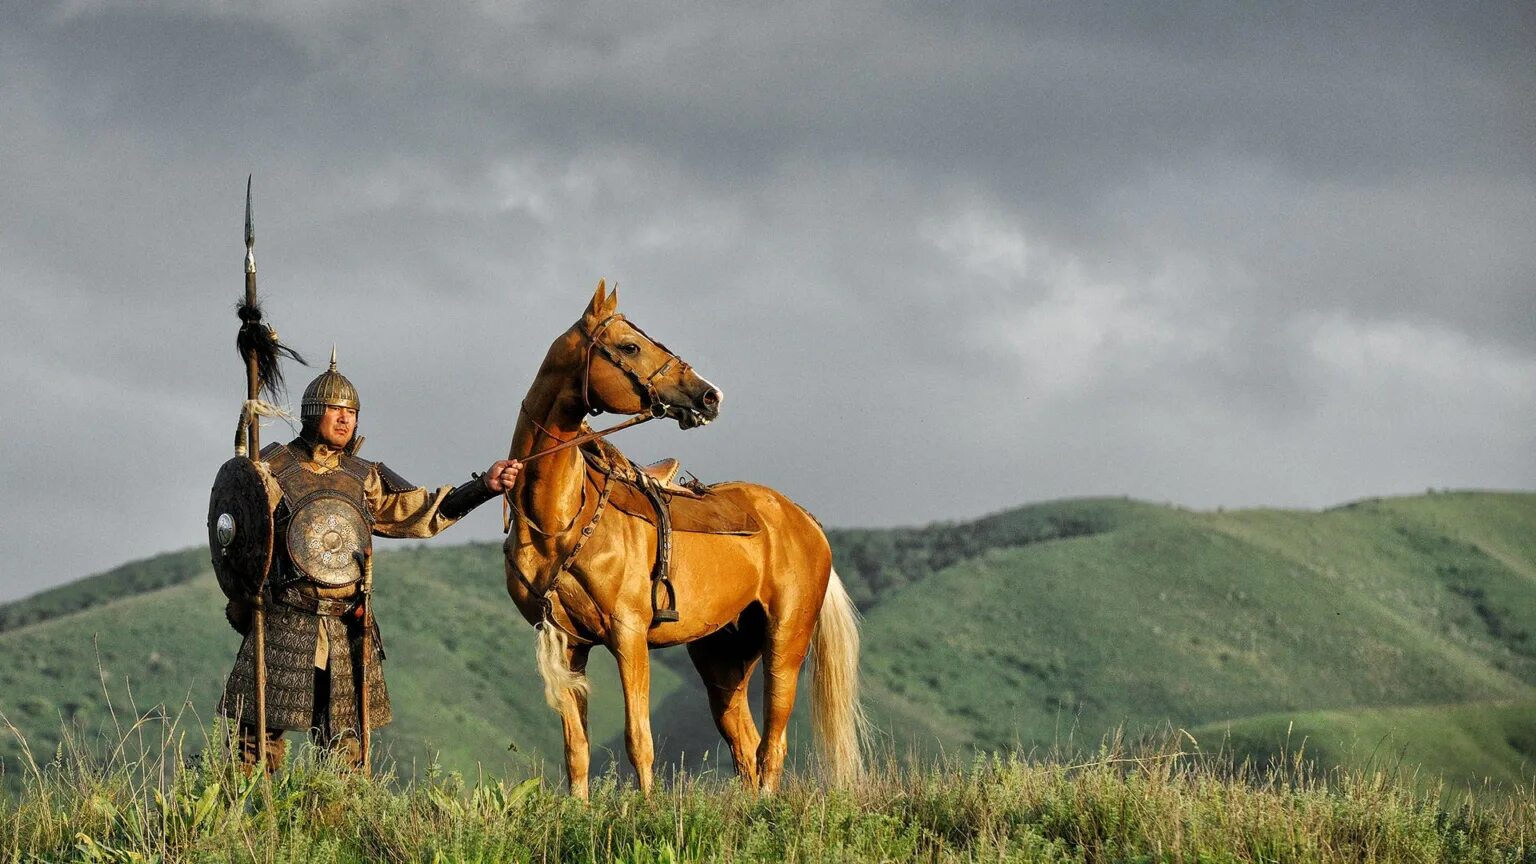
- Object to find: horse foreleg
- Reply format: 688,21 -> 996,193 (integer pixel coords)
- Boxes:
687,633 -> 763,788
611,626 -> 656,796
559,644 -> 592,800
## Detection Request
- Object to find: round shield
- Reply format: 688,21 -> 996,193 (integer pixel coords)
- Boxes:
286,492 -> 369,587
207,456 -> 274,600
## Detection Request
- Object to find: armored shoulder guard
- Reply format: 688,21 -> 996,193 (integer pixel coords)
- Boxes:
337,452 -> 372,484
374,462 -> 416,494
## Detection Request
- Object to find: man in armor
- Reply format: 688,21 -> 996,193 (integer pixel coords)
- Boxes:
218,350 -> 520,771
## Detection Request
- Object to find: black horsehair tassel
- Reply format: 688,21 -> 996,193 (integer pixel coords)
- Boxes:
236,295 -> 306,401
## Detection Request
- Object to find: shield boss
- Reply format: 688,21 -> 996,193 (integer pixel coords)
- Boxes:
286,493 -> 369,587
208,457 -> 273,600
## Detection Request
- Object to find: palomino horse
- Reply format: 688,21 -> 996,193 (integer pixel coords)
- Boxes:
502,281 -> 865,798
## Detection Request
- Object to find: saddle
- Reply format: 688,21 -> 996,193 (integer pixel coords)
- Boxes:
581,447 -> 762,537
579,441 -> 762,625
637,458 -> 687,491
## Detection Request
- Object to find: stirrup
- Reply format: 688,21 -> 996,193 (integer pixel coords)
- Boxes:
650,576 -> 679,626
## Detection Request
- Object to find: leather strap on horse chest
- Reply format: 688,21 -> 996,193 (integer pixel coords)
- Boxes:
551,467 -> 613,577
515,467 -> 613,645
540,459 -> 677,626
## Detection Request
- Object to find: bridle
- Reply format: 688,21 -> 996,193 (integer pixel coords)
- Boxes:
581,312 -> 692,419
504,312 -> 696,472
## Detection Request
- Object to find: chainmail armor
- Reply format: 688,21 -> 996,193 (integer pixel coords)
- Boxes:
217,601 -> 390,731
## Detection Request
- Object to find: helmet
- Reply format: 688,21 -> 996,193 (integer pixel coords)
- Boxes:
301,346 -> 360,422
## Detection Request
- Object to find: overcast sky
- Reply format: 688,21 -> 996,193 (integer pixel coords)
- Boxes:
2,2 -> 1532,602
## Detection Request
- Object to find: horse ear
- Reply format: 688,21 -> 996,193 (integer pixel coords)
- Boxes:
604,284 -> 619,315
584,279 -> 608,320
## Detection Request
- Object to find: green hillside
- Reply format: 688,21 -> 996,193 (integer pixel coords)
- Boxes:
2,491 -> 1533,798
0,543 -> 688,788
0,547 -> 208,633
844,491 -> 1536,793
1191,700 -> 1536,796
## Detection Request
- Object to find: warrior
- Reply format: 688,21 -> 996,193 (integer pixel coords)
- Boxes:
217,350 -> 520,771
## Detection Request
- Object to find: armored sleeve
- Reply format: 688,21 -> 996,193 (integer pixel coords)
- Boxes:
363,466 -> 456,539
363,466 -> 497,538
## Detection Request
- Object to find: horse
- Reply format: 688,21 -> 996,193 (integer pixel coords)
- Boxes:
501,280 -> 866,798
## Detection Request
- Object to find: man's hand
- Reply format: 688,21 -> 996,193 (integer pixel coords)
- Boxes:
484,459 -> 523,493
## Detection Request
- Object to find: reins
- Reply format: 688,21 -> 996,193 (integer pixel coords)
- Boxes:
501,411 -> 652,534
519,411 -> 656,466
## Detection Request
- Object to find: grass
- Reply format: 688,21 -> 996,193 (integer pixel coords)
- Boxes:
3,491 -> 1534,810
3,708 -> 1534,864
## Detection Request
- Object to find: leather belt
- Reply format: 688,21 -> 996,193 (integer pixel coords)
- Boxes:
274,586 -> 359,617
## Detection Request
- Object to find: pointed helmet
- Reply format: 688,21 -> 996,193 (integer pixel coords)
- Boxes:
301,346 -> 360,421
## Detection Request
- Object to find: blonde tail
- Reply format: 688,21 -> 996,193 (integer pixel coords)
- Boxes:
812,567 -> 869,785
535,617 -> 589,713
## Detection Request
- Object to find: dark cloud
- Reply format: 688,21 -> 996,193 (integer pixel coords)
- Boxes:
0,1 -> 1532,600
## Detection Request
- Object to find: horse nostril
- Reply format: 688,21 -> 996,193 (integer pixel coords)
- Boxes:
702,388 -> 721,407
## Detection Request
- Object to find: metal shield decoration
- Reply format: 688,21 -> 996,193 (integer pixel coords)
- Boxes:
286,492 -> 369,587
208,456 -> 274,600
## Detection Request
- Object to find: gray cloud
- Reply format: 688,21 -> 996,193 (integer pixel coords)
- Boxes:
1,1 -> 1532,601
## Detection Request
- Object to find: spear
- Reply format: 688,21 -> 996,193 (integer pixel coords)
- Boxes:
243,177 -> 270,769
234,176 -> 303,769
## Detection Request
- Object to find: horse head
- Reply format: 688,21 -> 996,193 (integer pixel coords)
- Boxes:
574,280 -> 722,429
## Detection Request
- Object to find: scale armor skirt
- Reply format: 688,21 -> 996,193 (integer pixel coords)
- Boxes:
218,601 -> 391,732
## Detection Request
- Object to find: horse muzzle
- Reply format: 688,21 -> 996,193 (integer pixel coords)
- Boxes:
666,385 -> 721,430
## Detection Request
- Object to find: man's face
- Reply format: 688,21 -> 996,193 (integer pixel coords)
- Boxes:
317,405 -> 357,448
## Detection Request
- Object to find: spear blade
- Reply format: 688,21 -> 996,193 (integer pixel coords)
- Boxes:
236,176 -> 304,406
245,174 -> 256,277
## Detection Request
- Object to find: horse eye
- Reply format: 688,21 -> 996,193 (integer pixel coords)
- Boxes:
620,343 -> 640,355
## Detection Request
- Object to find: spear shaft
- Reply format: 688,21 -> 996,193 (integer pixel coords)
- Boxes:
243,176 -> 269,769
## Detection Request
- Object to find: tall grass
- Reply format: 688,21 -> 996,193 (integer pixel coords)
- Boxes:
3,707 -> 1532,863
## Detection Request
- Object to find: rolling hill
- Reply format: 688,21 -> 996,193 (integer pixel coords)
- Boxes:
2,490 -> 1533,797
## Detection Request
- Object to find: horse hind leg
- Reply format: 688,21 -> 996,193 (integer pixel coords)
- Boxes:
686,611 -> 766,787
756,620 -> 815,795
